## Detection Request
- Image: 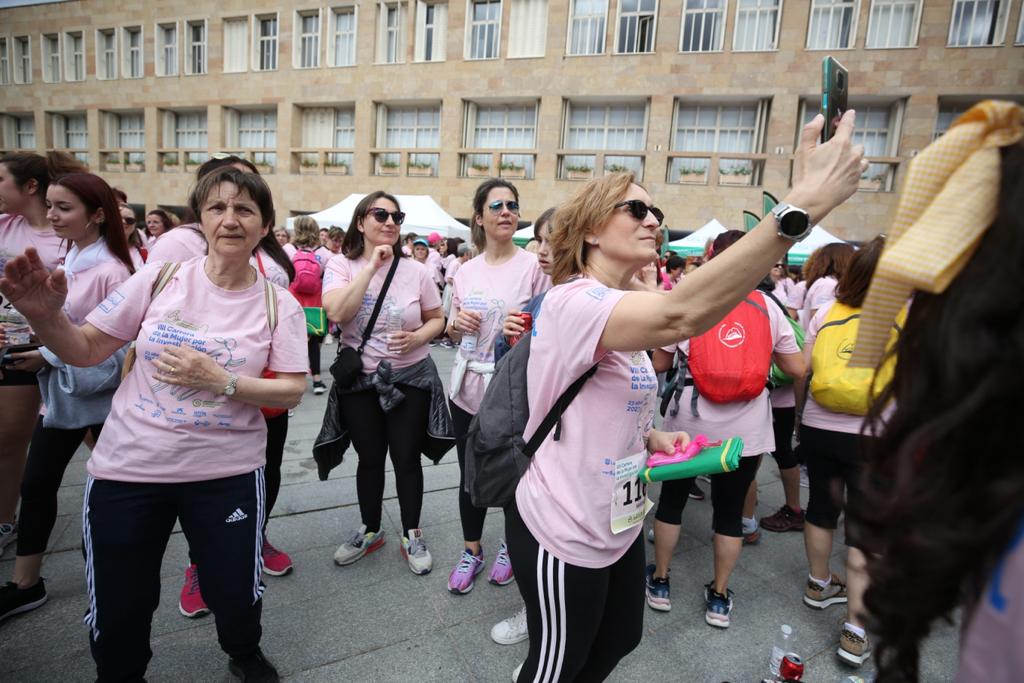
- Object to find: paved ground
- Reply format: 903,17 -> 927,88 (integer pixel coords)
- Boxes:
1,343 -> 958,682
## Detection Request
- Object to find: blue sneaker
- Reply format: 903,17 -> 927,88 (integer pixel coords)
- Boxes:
645,564 -> 671,612
704,582 -> 734,628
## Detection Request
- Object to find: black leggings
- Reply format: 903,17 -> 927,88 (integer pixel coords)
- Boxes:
770,407 -> 798,470
263,411 -> 288,532
802,425 -> 863,541
451,401 -> 488,542
307,335 -> 324,376
17,417 -> 104,556
654,455 -> 761,537
506,502 -> 645,682
340,385 -> 429,534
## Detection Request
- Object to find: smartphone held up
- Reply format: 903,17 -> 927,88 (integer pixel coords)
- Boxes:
821,56 -> 849,144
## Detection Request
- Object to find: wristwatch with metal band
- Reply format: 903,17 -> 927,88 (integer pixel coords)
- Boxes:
771,203 -> 812,242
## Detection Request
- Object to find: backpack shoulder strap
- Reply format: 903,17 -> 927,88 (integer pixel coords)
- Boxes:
263,278 -> 278,333
151,262 -> 180,299
742,292 -> 770,318
524,360 -> 600,456
762,289 -> 792,319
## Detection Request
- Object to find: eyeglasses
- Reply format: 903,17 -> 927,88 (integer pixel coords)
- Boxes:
614,200 -> 664,226
487,200 -> 520,215
365,208 -> 406,225
123,216 -> 136,226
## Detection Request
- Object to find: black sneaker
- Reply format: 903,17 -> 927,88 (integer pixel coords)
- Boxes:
228,649 -> 280,683
0,579 -> 48,622
312,380 -> 327,395
688,481 -> 706,501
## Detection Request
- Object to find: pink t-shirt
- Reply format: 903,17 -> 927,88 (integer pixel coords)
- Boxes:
322,255 -> 441,375
314,246 -> 334,269
61,242 -> 134,325
147,225 -> 207,264
253,248 -> 290,288
770,384 -> 796,410
662,292 -> 799,457
516,278 -> 657,569
1,214 -> 66,327
85,257 -> 308,483
426,249 -> 443,286
801,302 -> 868,435
446,258 -> 463,283
805,276 -> 838,317
282,243 -> 297,259
450,248 -> 547,413
786,280 -> 807,311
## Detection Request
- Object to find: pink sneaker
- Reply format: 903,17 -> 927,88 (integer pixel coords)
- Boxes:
488,540 -> 514,586
261,539 -> 294,576
178,564 -> 210,618
447,549 -> 485,594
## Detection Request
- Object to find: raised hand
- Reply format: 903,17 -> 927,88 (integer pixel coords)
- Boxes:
0,248 -> 68,322
790,110 -> 866,225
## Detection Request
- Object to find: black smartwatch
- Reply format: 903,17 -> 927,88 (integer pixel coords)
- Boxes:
771,203 -> 812,242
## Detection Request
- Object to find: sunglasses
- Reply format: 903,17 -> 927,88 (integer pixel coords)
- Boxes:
365,208 -> 406,225
487,200 -> 520,215
773,263 -> 786,269
123,216 -> 136,226
615,200 -> 664,226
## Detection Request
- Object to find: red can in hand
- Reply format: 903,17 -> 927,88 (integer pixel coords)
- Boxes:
509,312 -> 533,346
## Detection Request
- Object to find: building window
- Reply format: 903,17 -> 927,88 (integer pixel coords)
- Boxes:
330,7 -> 358,66
63,32 -> 85,81
671,100 -> 768,184
807,0 -> 858,50
616,0 -> 657,54
13,36 -> 31,84
681,0 -> 725,52
933,102 -> 975,140
566,101 -> 646,149
377,2 -> 406,63
223,18 -> 249,72
42,33 -> 61,83
0,38 -> 9,86
865,0 -> 921,48
186,20 -> 207,74
568,0 -> 608,55
1018,4 -> 1024,44
255,15 -> 279,71
53,113 -> 88,162
16,116 -> 36,148
471,102 -> 537,148
300,106 -> 356,147
123,27 -> 143,78
508,0 -> 547,57
103,112 -> 145,166
230,109 -> 278,166
97,29 -> 117,79
415,2 -> 447,62
467,0 -> 501,59
117,113 -> 145,151
171,111 -> 208,148
380,104 -> 441,147
733,0 -> 781,51
296,10 -> 321,68
802,100 -> 902,190
948,0 -> 1009,47
157,23 -> 178,76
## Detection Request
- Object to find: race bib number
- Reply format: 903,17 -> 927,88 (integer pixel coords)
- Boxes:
610,450 -> 653,535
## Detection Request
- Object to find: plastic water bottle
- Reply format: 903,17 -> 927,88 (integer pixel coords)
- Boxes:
386,307 -> 403,344
769,624 -> 795,677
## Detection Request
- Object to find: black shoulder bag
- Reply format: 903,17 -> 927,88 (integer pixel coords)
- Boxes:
330,255 -> 401,388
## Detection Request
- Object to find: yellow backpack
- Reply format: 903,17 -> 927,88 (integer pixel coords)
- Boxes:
809,302 -> 904,416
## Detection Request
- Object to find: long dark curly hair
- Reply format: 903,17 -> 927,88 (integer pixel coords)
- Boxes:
856,142 -> 1024,681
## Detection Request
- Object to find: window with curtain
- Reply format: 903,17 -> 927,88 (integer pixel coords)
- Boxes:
186,20 -> 206,74
97,29 -> 117,79
807,0 -> 858,49
223,18 -> 248,72
14,37 -> 31,84
733,0 -> 781,51
124,27 -> 143,78
16,116 -> 35,149
63,32 -> 84,81
933,102 -> 975,140
0,38 -> 9,86
256,16 -> 279,70
415,2 -> 448,61
672,100 -> 767,180
471,103 -> 537,147
64,115 -> 88,160
174,111 -> 208,148
947,0 -> 1008,46
865,0 -> 920,48
331,7 -> 357,66
117,113 -> 145,149
508,0 -> 547,57
157,24 -> 177,76
467,0 -> 502,59
1018,5 -> 1024,43
568,0 -> 608,55
297,11 -> 321,68
381,105 -> 441,147
616,0 -> 657,54
43,34 -> 60,83
681,0 -> 726,52
378,2 -> 405,63
802,100 -> 900,183
566,101 -> 646,149
238,110 -> 278,152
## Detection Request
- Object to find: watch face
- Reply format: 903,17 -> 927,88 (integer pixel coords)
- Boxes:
780,209 -> 809,237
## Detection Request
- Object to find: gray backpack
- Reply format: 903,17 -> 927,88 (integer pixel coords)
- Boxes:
464,332 -> 598,508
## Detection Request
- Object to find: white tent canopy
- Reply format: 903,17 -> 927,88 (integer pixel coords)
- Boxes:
287,194 -> 471,240
786,225 -> 845,265
667,219 -> 728,256
513,224 -> 534,244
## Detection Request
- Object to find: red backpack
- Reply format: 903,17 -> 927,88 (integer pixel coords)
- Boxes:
687,292 -> 773,404
289,249 -> 322,297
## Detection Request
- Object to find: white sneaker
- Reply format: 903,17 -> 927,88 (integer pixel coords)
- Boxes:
491,606 -> 528,645
799,464 -> 810,488
512,662 -> 523,682
400,529 -> 433,575
0,521 -> 16,558
333,525 -> 386,566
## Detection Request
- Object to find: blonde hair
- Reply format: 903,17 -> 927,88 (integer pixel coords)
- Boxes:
549,172 -> 636,285
292,215 -> 321,249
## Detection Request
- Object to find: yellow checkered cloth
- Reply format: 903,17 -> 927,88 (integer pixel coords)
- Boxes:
849,100 -> 1024,368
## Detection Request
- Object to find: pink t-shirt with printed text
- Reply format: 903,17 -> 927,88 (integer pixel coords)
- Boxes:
322,255 -> 441,375
85,257 -> 308,483
63,256 -> 134,326
147,225 -> 208,264
450,248 -> 547,413
661,292 -> 799,457
516,278 -> 657,569
801,302 -> 868,435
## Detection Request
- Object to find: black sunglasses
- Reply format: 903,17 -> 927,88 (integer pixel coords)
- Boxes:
365,208 -> 406,225
123,216 -> 137,226
615,200 -> 664,226
487,200 -> 520,215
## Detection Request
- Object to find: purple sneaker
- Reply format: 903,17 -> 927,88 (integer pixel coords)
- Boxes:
488,540 -> 515,586
447,549 -> 485,594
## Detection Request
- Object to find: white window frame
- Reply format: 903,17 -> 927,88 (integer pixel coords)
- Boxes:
122,26 -> 144,79
41,33 -> 61,83
1018,1 -> 1024,44
466,101 -> 539,148
865,0 -> 922,48
680,0 -> 728,52
415,1 -> 448,62
564,100 -> 648,151
507,0 -> 548,58
377,2 -> 407,64
63,31 -> 85,82
96,28 -> 117,80
15,115 -> 36,149
56,113 -> 89,154
947,0 -> 1009,47
732,0 -> 782,52
465,0 -> 502,60
377,104 -> 442,148
156,22 -> 178,77
806,0 -> 859,50
109,111 -> 145,151
567,0 -> 609,55
329,6 -> 358,67
13,36 -> 32,84
234,108 -> 278,150
222,17 -> 249,73
615,0 -> 658,54
253,14 -> 280,71
0,37 -> 10,86
294,9 -> 322,69
169,110 -> 208,149
185,19 -> 207,75
671,100 -> 768,153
